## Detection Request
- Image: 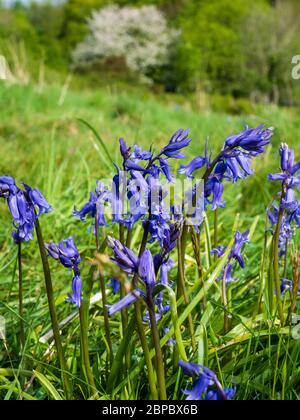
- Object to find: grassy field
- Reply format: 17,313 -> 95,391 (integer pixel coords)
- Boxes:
1,80 -> 300,400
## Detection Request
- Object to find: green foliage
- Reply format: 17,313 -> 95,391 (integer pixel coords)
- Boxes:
0,81 -> 300,400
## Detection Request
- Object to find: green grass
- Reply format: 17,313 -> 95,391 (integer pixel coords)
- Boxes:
0,80 -> 300,400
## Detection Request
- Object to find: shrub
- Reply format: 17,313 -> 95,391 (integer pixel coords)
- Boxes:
72,4 -> 179,82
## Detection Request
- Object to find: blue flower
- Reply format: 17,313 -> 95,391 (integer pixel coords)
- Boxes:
67,275 -> 83,308
23,183 -> 52,216
132,144 -> 152,161
107,236 -> 139,275
109,277 -> 121,295
205,388 -> 236,400
211,246 -> 226,258
0,176 -> 19,197
224,125 -> 273,155
179,360 -> 235,401
161,129 -> 191,159
73,181 -> 110,226
205,176 -> 225,211
229,230 -> 249,268
107,289 -> 143,317
45,237 -> 81,271
138,249 -> 156,291
159,157 -> 173,182
45,237 -> 82,307
0,176 -> 52,243
179,156 -> 207,179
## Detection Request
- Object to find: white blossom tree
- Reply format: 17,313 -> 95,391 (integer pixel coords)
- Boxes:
72,5 -> 179,81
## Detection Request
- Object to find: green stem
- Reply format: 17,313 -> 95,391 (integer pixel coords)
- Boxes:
99,270 -> 114,366
134,301 -> 158,400
222,265 -> 230,334
35,219 -> 72,399
272,206 -> 285,326
177,224 -> 196,352
213,208 -> 218,250
79,303 -> 97,393
17,243 -> 25,350
147,295 -> 167,400
95,213 -> 113,365
132,222 -> 158,399
287,250 -> 298,324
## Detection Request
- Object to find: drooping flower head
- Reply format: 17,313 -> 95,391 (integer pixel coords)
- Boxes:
0,176 -> 52,243
45,237 -> 81,271
268,143 -> 300,256
211,230 -> 249,284
73,181 -> 110,227
181,125 -> 272,212
45,237 -> 82,307
107,236 -> 139,275
179,360 -> 236,401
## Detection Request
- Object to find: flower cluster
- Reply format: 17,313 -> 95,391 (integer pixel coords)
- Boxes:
179,361 -> 236,400
180,125 -> 273,210
211,230 -> 249,283
268,143 -> 300,256
45,237 -> 83,307
0,176 -> 52,243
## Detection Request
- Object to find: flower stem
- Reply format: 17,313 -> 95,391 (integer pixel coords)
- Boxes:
214,208 -> 219,250
272,206 -> 285,326
287,250 -> 299,324
17,243 -> 25,350
222,265 -> 230,334
134,300 -> 158,399
79,302 -> 97,393
147,295 -> 167,400
133,221 -> 158,399
177,223 -> 196,352
35,219 -> 73,400
95,213 -> 113,365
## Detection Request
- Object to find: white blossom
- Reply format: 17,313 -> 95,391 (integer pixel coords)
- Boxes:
72,5 -> 179,80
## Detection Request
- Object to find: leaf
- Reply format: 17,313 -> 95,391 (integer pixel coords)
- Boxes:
34,371 -> 64,400
77,118 -> 114,170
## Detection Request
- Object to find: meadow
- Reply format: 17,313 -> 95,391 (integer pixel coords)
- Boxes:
0,79 -> 300,400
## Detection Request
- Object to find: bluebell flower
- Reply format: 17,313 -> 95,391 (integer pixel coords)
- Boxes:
229,230 -> 249,268
179,360 -> 235,401
211,230 -> 249,284
107,236 -> 139,275
67,275 -> 83,308
0,176 -> 52,243
205,388 -> 236,400
124,159 -> 148,173
280,278 -> 300,297
179,156 -> 207,179
138,249 -> 156,291
211,246 -> 226,258
163,224 -> 180,254
73,181 -> 110,226
119,138 -> 131,160
45,237 -> 81,271
132,144 -> 152,161
0,176 -> 19,197
163,327 -> 176,347
161,129 -> 191,159
205,176 -> 225,211
224,125 -> 273,155
147,214 -> 170,246
109,277 -> 121,295
107,289 -> 143,316
23,183 -> 52,216
268,143 -> 300,257
45,237 -> 82,307
159,157 -> 173,182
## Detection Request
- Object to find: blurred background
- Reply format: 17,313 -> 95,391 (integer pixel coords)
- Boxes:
1,0 -> 300,110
